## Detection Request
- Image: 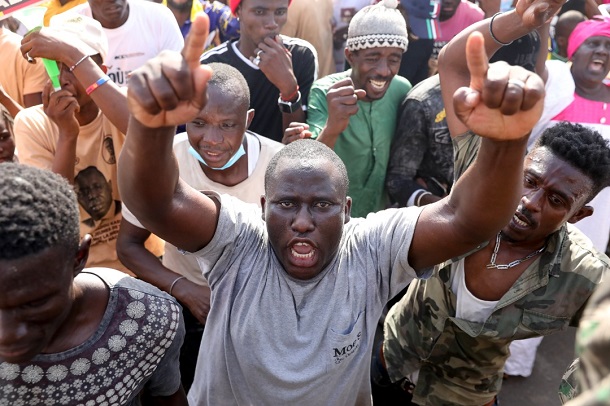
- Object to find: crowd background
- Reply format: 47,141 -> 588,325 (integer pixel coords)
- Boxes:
2,0 -> 610,404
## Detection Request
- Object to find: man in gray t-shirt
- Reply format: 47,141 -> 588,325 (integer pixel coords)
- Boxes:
119,14 -> 547,405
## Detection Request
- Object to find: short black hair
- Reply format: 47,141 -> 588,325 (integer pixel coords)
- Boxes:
207,62 -> 250,111
534,122 -> 610,200
264,139 -> 349,195
0,164 -> 80,260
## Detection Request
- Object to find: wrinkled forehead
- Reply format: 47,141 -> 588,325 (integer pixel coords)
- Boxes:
525,147 -> 594,192
270,157 -> 346,194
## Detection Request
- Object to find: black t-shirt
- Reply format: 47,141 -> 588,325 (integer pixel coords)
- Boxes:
201,37 -> 317,142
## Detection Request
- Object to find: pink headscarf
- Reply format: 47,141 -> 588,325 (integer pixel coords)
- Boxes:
567,16 -> 610,60
229,0 -> 292,16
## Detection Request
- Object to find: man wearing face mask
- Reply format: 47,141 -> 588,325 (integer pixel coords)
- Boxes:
116,62 -> 283,391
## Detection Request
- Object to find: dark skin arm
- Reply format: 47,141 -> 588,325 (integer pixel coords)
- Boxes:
23,92 -> 42,108
438,0 -> 563,138
117,219 -> 211,324
21,29 -> 129,134
407,31 -> 545,271
253,35 -> 307,134
118,14 -> 219,253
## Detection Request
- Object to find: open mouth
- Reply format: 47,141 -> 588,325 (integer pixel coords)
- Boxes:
513,214 -> 529,227
512,209 -> 535,229
369,79 -> 387,91
201,149 -> 227,163
291,242 -> 314,259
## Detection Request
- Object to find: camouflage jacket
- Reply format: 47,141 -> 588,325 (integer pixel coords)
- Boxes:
383,132 -> 609,406
383,225 -> 608,405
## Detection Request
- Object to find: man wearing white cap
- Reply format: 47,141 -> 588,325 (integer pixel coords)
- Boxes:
15,14 -> 163,274
288,0 -> 412,218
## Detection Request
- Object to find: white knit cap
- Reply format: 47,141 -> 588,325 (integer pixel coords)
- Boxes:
346,0 -> 409,53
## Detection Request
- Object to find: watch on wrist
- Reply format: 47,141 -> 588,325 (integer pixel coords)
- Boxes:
278,91 -> 302,114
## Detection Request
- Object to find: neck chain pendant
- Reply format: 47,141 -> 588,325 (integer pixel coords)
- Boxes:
486,233 -> 546,270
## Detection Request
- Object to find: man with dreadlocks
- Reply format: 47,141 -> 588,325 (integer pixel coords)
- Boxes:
0,164 -> 188,405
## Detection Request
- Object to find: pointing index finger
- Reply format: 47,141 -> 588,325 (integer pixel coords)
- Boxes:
181,12 -> 210,70
465,31 -> 489,93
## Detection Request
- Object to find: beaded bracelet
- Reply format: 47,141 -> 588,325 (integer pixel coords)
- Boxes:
69,55 -> 89,72
489,12 -> 514,46
85,75 -> 110,95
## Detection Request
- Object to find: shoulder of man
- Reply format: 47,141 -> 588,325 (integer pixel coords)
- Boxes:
560,224 -> 610,282
281,35 -> 317,60
86,267 -> 181,305
200,40 -> 233,63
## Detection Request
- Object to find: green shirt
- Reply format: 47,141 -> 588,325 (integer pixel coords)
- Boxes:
307,70 -> 411,218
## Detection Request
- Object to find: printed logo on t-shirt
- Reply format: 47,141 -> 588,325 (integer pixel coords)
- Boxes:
332,331 -> 361,365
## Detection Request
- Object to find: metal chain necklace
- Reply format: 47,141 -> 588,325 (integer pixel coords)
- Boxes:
486,233 -> 546,270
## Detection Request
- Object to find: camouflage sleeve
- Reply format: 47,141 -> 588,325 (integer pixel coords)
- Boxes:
452,130 -> 480,182
383,273 -> 450,382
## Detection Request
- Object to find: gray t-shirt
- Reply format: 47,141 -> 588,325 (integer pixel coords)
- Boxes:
0,268 -> 184,405
187,194 -> 422,405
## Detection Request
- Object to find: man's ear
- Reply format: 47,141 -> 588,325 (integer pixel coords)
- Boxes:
260,195 -> 266,221
74,235 -> 92,277
344,48 -> 354,67
344,196 -> 352,224
246,109 -> 255,129
568,205 -> 594,224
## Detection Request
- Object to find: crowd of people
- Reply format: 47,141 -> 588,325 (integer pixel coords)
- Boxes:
2,0 -> 610,405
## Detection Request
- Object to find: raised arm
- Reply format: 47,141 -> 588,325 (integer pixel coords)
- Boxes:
408,32 -> 545,271
438,0 -> 563,137
118,14 -> 218,253
21,27 -> 130,134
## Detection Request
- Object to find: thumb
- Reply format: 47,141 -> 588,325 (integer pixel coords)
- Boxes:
355,89 -> 367,100
453,86 -> 480,121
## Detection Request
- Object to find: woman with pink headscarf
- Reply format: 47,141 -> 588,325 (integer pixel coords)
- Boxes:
547,16 -> 610,253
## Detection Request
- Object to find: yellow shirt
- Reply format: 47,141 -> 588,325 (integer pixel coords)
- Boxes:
42,0 -> 87,26
0,27 -> 48,108
14,106 -> 163,274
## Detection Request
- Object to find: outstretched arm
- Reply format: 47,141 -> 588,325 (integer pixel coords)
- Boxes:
118,14 -> 218,253
438,0 -> 563,137
408,32 -> 545,271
